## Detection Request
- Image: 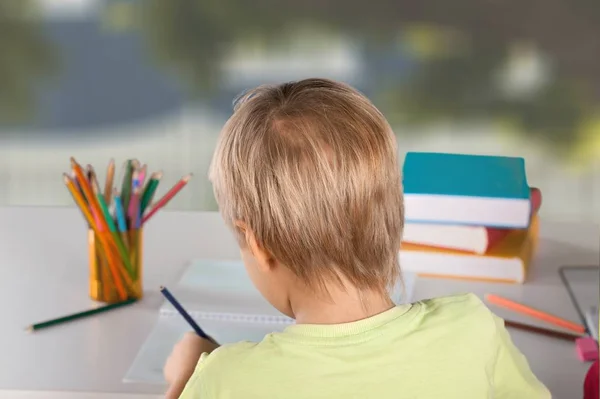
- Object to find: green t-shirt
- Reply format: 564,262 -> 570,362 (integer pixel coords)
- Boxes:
180,293 -> 550,398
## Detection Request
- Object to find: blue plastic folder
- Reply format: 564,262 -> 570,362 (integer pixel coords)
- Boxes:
402,152 -> 531,228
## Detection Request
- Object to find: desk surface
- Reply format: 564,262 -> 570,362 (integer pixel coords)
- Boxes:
0,206 -> 598,399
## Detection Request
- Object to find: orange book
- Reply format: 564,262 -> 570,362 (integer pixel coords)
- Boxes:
399,215 -> 540,283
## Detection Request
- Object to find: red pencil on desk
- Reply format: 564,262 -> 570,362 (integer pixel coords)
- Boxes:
142,174 -> 192,224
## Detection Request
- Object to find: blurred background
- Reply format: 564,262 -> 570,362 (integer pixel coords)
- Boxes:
1,0 -> 598,222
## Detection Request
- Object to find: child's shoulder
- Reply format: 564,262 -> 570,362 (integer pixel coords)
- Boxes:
194,337 -> 278,374
187,338 -> 278,394
419,292 -> 487,311
199,340 -> 259,370
415,293 -> 498,334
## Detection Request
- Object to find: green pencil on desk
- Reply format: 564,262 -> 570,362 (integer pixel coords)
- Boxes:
26,299 -> 136,332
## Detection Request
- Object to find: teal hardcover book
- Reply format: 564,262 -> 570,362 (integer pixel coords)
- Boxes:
402,152 -> 531,228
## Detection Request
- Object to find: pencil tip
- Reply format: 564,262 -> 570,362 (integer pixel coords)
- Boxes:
25,326 -> 33,333
159,285 -> 165,291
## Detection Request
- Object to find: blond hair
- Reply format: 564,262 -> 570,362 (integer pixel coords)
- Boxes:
209,78 -> 404,295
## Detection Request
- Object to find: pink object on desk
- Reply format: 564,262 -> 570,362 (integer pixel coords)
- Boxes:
584,360 -> 599,399
576,337 -> 599,362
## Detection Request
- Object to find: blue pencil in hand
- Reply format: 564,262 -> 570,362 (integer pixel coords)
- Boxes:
159,286 -> 210,340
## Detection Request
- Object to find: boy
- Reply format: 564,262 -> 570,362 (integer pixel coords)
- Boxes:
164,78 -> 550,398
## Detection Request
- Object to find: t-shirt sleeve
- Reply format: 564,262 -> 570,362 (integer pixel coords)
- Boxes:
178,342 -> 257,399
491,315 -> 552,398
178,352 -> 211,399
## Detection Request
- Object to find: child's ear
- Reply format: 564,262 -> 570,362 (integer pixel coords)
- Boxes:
234,220 -> 273,272
234,220 -> 248,238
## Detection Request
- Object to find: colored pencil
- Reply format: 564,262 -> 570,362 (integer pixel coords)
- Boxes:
64,174 -> 96,230
71,171 -> 85,198
66,159 -> 192,305
132,187 -> 142,228
71,159 -> 108,233
113,192 -> 130,248
504,319 -> 583,342
87,167 -> 105,226
120,160 -> 134,211
84,164 -> 135,290
160,286 -> 209,339
127,170 -> 139,222
88,166 -> 102,194
138,164 -> 147,187
140,171 -> 162,215
113,189 -> 128,233
26,299 -> 136,332
89,166 -> 133,260
64,173 -> 127,300
95,187 -> 117,233
85,164 -> 93,184
94,185 -> 134,279
71,159 -> 129,297
142,174 -> 192,224
103,158 -> 115,206
486,294 -> 586,334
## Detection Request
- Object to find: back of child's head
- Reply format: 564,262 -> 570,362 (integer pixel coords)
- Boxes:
209,78 -> 404,295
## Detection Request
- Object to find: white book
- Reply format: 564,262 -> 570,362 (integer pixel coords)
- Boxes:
401,188 -> 541,255
125,259 -> 416,384
403,223 -> 493,254
399,249 -> 527,283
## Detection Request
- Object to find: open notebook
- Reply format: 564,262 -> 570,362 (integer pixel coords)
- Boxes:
124,259 -> 416,384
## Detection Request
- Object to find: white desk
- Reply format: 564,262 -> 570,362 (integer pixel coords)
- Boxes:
0,207 -> 598,399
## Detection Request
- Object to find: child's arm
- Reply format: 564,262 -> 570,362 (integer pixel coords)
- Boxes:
164,332 -> 219,398
491,315 -> 551,398
166,379 -> 190,399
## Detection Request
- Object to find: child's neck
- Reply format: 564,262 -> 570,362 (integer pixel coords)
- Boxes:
289,280 -> 395,325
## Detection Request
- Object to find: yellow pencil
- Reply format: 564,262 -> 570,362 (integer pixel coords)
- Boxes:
71,159 -> 107,232
64,174 -> 95,228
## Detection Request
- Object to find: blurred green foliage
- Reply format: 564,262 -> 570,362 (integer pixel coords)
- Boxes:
111,0 -> 600,159
0,0 -> 58,124
134,0 -> 290,95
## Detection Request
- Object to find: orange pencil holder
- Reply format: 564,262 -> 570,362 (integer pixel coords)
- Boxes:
88,229 -> 144,303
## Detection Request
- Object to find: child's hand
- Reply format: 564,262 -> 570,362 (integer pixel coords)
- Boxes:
164,332 -> 219,387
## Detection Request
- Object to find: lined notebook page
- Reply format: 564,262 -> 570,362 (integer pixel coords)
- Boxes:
158,260 -> 291,322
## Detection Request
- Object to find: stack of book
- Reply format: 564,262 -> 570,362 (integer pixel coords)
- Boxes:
400,152 -> 542,283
